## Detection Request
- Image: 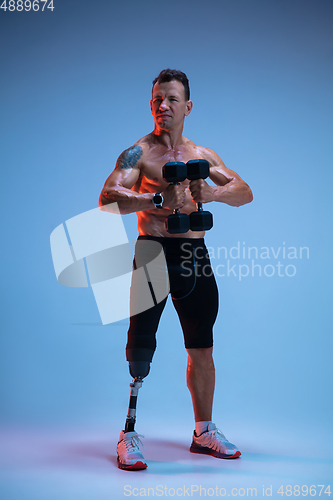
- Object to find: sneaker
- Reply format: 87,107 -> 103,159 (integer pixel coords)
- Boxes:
190,423 -> 241,459
117,430 -> 148,470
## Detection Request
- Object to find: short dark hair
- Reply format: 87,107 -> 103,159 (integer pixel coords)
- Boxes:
152,69 -> 190,101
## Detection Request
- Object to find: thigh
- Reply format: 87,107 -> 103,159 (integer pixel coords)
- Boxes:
126,296 -> 168,361
126,237 -> 169,362
172,249 -> 219,349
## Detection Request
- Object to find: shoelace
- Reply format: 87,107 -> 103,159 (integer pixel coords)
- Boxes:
124,434 -> 145,452
213,428 -> 227,440
204,428 -> 230,451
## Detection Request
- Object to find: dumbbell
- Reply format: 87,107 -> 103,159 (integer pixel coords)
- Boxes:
162,161 -> 190,234
187,159 -> 213,231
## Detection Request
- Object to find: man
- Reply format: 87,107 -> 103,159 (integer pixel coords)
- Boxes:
99,69 -> 253,470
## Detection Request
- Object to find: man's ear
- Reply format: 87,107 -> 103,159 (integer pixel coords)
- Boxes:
150,99 -> 153,115
185,100 -> 193,116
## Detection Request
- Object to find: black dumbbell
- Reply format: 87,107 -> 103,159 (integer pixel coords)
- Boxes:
162,162 -> 190,234
187,159 -> 213,231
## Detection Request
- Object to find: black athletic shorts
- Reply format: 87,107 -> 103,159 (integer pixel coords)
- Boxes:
126,235 -> 219,362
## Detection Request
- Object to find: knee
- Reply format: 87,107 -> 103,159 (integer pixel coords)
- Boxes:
187,347 -> 214,369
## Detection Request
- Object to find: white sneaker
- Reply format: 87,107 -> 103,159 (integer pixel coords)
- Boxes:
117,430 -> 147,470
190,423 -> 241,459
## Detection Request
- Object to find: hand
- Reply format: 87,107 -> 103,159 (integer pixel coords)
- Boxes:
189,179 -> 215,203
162,184 -> 187,210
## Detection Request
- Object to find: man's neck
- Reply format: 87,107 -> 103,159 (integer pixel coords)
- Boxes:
152,127 -> 184,150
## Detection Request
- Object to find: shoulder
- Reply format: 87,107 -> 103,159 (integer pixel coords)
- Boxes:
116,134 -> 158,168
115,140 -> 148,170
188,142 -> 222,168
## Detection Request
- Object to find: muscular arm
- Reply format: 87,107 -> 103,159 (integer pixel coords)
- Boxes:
190,148 -> 253,207
99,145 -> 155,214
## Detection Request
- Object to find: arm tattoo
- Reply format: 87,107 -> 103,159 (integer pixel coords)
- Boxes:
116,145 -> 143,170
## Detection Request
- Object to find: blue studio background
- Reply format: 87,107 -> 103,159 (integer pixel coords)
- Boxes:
1,0 -> 332,498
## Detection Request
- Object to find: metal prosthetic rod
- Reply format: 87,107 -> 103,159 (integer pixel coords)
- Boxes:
124,377 -> 143,433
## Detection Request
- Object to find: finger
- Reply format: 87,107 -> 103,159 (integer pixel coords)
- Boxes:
190,185 -> 201,198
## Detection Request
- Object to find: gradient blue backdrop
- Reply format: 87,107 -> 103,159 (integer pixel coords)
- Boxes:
1,0 -> 332,494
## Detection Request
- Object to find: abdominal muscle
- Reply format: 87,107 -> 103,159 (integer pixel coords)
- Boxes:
137,188 -> 205,239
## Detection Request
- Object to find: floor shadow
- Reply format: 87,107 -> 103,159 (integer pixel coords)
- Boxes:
47,437 -> 333,477
244,452 -> 333,465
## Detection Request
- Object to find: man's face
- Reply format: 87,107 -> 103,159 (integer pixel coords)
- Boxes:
150,79 -> 192,131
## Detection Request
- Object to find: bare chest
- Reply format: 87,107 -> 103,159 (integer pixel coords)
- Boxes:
136,144 -> 205,192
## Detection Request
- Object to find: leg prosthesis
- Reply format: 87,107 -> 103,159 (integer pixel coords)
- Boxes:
117,360 -> 150,470
124,360 -> 150,433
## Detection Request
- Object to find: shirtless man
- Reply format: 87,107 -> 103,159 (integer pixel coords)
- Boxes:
99,69 -> 253,470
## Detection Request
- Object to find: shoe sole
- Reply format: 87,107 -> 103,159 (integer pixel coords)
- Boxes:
190,445 -> 241,459
117,457 -> 148,471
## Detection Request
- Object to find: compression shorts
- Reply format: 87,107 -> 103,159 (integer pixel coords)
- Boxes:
126,236 -> 219,362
